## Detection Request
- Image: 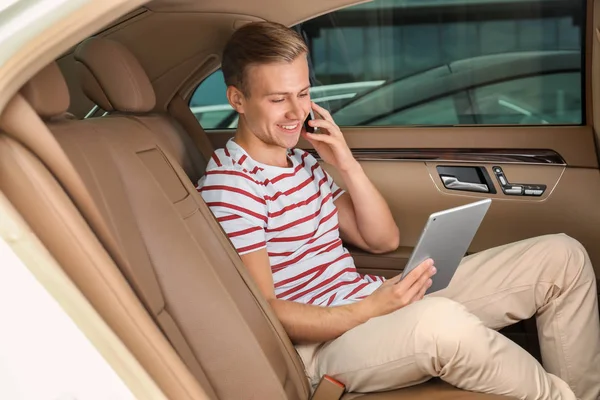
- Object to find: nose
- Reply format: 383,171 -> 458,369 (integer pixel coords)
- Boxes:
285,97 -> 305,121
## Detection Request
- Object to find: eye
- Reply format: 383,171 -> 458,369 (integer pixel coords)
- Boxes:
271,98 -> 285,103
299,92 -> 309,98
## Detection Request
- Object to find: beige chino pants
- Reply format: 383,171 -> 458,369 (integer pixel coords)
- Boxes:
296,234 -> 600,399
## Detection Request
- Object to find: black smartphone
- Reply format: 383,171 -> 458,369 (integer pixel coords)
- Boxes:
304,109 -> 318,133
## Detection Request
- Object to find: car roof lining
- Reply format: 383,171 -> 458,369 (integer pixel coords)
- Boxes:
55,0 -> 369,118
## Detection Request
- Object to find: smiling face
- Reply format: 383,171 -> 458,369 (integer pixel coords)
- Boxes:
227,54 -> 312,166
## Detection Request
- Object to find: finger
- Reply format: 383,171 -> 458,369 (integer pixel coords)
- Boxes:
411,278 -> 432,303
414,259 -> 436,280
308,118 -> 341,136
403,267 -> 433,301
311,101 -> 334,122
410,285 -> 428,304
398,259 -> 433,288
302,131 -> 336,145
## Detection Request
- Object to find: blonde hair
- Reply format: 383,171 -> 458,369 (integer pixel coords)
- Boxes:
222,21 -> 308,96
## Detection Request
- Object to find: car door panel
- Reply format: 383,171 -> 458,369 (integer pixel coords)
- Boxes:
207,127 -> 600,285
208,126 -> 598,167
325,160 -> 600,278
348,246 -> 413,279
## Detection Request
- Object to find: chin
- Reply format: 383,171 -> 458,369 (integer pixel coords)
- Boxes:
282,135 -> 300,149
269,132 -> 300,149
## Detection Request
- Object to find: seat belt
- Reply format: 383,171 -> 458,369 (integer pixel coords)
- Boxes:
167,94 -> 214,162
311,375 -> 345,400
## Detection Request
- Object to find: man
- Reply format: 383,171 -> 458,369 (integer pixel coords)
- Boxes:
198,21 -> 600,399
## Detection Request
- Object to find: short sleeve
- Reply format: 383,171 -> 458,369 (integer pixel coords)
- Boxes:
323,167 -> 345,201
198,168 -> 268,255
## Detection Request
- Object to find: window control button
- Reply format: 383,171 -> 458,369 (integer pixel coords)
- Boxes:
504,186 -> 523,195
524,188 -> 544,196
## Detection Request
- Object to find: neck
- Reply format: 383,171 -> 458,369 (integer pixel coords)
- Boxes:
234,118 -> 290,168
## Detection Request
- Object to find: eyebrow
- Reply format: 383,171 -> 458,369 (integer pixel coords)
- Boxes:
264,85 -> 310,97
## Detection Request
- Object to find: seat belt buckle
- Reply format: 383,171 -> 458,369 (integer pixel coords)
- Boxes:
310,375 -> 345,400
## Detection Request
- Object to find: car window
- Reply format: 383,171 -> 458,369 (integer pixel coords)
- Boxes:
471,72 -> 582,125
189,70 -> 234,128
189,0 -> 584,129
366,71 -> 582,126
372,95 -> 462,126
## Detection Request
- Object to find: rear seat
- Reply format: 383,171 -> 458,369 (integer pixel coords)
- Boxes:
73,37 -> 211,183
0,54 -> 513,399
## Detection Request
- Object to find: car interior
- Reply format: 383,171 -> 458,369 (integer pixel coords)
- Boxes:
0,0 -> 598,399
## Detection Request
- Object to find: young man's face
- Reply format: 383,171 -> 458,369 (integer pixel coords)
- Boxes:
234,55 -> 311,150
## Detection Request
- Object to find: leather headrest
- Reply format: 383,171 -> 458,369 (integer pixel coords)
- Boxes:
74,37 -> 156,113
20,62 -> 70,119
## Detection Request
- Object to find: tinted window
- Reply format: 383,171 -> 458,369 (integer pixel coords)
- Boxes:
372,96 -> 461,126
190,0 -> 584,129
472,72 -> 581,125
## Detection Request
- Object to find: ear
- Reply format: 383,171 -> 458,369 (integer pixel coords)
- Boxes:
226,86 -> 245,114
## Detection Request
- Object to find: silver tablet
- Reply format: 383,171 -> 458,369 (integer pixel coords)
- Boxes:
400,198 -> 492,294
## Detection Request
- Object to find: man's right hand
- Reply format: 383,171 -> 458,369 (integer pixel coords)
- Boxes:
357,259 -> 437,320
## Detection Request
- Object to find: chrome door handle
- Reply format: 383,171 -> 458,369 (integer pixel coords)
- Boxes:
441,175 -> 489,193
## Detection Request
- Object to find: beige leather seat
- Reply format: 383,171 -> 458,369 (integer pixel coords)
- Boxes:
74,37 -> 212,183
0,56 -> 513,399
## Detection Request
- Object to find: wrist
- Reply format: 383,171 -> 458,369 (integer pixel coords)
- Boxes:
351,297 -> 375,323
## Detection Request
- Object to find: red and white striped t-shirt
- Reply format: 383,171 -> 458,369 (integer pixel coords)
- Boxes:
197,139 -> 384,307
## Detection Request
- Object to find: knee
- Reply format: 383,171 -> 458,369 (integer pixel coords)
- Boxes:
535,234 -> 593,281
413,298 -> 490,364
540,233 -> 586,255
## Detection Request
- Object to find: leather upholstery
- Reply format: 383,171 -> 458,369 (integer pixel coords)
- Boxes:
125,113 -> 207,183
52,116 -> 308,399
19,62 -> 69,119
74,37 -> 156,112
16,61 -> 309,400
168,94 -> 215,162
74,37 -> 206,181
8,61 -> 515,399
1,98 -> 210,398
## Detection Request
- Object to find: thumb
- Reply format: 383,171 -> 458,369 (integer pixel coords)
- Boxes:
381,277 -> 396,287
